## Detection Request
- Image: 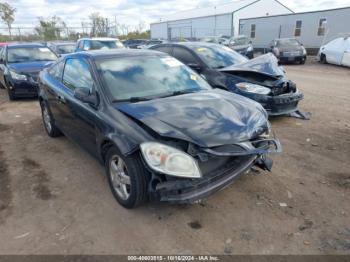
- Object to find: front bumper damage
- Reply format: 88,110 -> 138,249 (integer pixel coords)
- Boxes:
148,138 -> 282,203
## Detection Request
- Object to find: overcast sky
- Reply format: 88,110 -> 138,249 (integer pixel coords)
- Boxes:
6,0 -> 350,29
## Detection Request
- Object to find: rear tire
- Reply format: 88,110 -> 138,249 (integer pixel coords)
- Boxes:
105,146 -> 149,209
40,101 -> 62,137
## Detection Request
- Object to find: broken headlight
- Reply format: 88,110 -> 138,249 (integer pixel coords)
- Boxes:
236,82 -> 271,95
10,70 -> 27,81
140,142 -> 202,178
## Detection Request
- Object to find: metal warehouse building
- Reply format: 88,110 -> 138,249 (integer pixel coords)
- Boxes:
239,7 -> 350,50
150,0 -> 293,40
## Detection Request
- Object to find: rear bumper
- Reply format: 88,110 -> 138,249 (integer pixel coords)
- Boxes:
153,155 -> 261,203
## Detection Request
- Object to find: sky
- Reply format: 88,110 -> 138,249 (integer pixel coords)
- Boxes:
5,0 -> 350,30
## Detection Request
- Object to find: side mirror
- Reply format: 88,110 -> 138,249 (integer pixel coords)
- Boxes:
187,63 -> 202,72
74,87 -> 98,106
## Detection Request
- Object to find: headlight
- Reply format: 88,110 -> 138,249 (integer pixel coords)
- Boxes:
302,46 -> 307,56
140,142 -> 202,178
236,82 -> 271,95
247,45 -> 253,52
10,70 -> 27,81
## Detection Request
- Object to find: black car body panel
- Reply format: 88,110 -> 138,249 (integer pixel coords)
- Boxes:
0,43 -> 57,98
39,50 -> 281,204
116,89 -> 268,147
150,43 -> 304,116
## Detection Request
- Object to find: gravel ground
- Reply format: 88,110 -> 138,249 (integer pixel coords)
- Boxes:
0,58 -> 349,255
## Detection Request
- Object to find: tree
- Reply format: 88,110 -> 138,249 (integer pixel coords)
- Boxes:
89,12 -> 108,37
35,16 -> 66,41
0,2 -> 16,39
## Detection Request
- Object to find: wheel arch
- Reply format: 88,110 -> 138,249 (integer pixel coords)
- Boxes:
99,135 -> 139,163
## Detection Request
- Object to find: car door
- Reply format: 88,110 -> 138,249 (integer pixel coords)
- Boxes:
341,38 -> 350,67
60,58 -> 99,156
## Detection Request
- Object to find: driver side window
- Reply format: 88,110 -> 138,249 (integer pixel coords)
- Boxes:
63,58 -> 94,92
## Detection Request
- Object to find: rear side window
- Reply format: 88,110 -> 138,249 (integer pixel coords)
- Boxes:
173,47 -> 198,65
63,58 -> 94,91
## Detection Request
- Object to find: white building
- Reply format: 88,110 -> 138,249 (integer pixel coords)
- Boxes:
150,0 -> 293,40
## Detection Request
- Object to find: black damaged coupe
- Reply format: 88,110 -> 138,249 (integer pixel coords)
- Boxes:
150,42 -> 305,117
38,49 -> 281,208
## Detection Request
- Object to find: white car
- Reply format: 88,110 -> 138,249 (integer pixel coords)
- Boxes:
318,37 -> 350,67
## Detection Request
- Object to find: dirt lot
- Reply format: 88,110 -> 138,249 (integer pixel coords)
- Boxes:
0,58 -> 349,255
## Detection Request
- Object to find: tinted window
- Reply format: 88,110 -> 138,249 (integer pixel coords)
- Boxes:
96,56 -> 211,101
90,40 -> 124,50
173,47 -> 198,65
191,45 -> 248,69
56,44 -> 75,54
77,40 -> 84,50
7,47 -> 57,63
63,58 -> 94,91
277,39 -> 301,47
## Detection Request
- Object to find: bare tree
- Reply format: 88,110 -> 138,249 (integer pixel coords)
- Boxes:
137,21 -> 146,33
0,2 -> 16,39
89,12 -> 108,37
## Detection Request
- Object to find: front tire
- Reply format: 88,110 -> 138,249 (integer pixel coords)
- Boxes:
40,101 -> 62,137
105,147 -> 149,209
7,88 -> 16,101
320,54 -> 327,64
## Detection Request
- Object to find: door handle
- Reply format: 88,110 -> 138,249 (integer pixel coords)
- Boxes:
56,95 -> 66,104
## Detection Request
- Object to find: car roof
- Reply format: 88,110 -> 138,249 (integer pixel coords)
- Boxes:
156,41 -> 220,49
48,42 -> 76,45
7,43 -> 47,49
78,37 -> 120,41
64,49 -> 166,60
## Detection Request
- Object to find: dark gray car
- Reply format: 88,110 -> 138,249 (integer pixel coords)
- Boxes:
269,38 -> 307,64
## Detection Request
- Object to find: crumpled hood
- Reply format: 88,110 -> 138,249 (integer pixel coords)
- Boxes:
219,53 -> 285,77
115,89 -> 268,148
8,61 -> 54,74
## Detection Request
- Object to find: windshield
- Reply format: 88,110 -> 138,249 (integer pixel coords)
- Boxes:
97,56 -> 212,101
231,37 -> 250,46
192,45 -> 248,69
91,40 -> 124,50
56,44 -> 75,54
8,47 -> 57,63
277,39 -> 300,47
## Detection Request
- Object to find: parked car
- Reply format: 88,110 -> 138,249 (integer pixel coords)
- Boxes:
47,42 -> 76,56
0,43 -> 57,100
38,49 -> 281,208
199,36 -> 228,45
75,38 -> 124,52
318,36 -> 350,67
150,42 -> 304,116
226,35 -> 254,59
137,39 -> 168,49
269,38 -> 307,64
122,39 -> 147,49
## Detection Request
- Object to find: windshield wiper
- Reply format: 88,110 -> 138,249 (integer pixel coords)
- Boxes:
161,89 -> 199,98
112,97 -> 152,103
